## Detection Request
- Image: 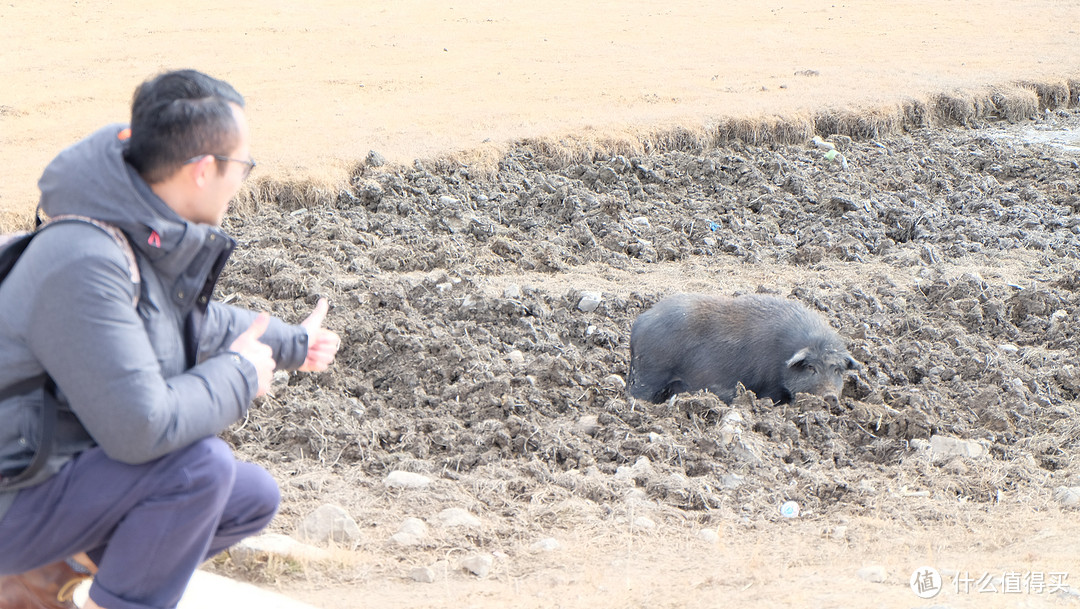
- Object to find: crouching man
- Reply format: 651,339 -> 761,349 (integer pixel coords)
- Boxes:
0,69 -> 341,609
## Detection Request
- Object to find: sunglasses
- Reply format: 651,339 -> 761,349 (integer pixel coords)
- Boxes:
185,154 -> 257,179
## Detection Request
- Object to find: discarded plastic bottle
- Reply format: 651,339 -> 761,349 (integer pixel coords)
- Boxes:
824,149 -> 849,170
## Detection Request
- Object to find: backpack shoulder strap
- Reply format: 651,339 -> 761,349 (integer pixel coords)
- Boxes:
0,232 -> 36,283
45,214 -> 140,306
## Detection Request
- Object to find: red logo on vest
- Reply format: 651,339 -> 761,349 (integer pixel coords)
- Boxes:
148,230 -> 161,248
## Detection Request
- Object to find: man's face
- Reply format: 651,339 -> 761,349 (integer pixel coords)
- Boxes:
192,103 -> 252,226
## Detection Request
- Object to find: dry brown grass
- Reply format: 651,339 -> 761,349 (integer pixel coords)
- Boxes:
232,177 -> 341,217
241,76 -> 1075,187
1,72 -> 1071,237
990,84 -> 1042,123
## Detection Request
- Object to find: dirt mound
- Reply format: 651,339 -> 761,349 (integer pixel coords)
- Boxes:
219,108 -> 1080,544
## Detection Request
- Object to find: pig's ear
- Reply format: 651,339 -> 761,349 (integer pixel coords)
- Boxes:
845,355 -> 862,371
786,348 -> 811,369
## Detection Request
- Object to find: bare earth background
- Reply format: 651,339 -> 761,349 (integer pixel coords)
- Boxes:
3,0 -> 1080,213
4,2 -> 1080,609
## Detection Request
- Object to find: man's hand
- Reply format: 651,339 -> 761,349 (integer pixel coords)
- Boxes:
229,312 -> 276,397
299,298 -> 340,372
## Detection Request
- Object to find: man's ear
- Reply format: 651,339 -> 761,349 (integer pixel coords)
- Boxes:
186,154 -> 215,188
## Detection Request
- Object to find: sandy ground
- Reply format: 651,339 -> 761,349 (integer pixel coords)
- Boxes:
5,2 -> 1080,609
2,0 -> 1079,213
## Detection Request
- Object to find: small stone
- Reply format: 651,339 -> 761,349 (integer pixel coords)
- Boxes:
577,291 -> 602,312
603,374 -> 626,390
365,150 -> 386,167
930,435 -> 988,462
398,517 -> 428,537
574,414 -> 600,436
720,473 -> 744,489
631,216 -> 651,227
424,270 -> 450,285
1049,309 -> 1068,333
409,566 -> 436,583
598,167 -> 619,183
632,516 -> 656,530
857,566 -> 888,583
503,283 -> 522,299
697,529 -> 720,544
721,410 -> 745,426
530,538 -> 560,552
357,179 -> 383,204
297,504 -> 361,546
615,456 -> 654,482
461,553 -> 494,578
433,507 -> 481,529
391,532 -> 423,546
384,471 -> 432,489
718,423 -> 740,446
438,195 -> 459,206
271,370 -> 290,394
508,350 -> 525,366
1053,486 -> 1080,508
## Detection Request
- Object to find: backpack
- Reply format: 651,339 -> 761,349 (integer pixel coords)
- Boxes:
0,214 -> 138,490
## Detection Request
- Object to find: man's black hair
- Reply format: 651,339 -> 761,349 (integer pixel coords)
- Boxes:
124,69 -> 245,184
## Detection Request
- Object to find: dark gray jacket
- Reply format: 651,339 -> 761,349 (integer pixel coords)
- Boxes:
0,124 -> 308,517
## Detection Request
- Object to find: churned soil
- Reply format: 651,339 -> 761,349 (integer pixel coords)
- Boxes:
213,106 -> 1080,607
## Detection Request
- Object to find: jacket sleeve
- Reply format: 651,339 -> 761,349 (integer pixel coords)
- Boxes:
23,227 -> 258,465
199,302 -> 309,371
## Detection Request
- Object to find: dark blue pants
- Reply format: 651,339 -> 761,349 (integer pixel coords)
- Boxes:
0,437 -> 279,609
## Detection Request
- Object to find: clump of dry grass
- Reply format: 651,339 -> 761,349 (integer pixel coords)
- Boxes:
932,90 -> 980,126
640,124 -> 714,153
420,142 -> 509,179
1016,79 -> 1072,110
814,106 -> 902,139
990,84 -> 1040,122
519,127 -> 650,169
0,208 -> 35,233
716,114 -> 815,146
899,98 -> 932,129
233,176 -> 341,215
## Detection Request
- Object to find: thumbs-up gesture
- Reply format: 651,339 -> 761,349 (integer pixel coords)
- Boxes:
299,298 -> 340,373
229,312 -> 276,397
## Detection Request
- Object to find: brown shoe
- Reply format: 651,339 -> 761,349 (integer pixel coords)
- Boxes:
0,561 -> 91,609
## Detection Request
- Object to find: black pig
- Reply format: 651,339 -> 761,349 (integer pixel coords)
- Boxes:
627,294 -> 860,404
